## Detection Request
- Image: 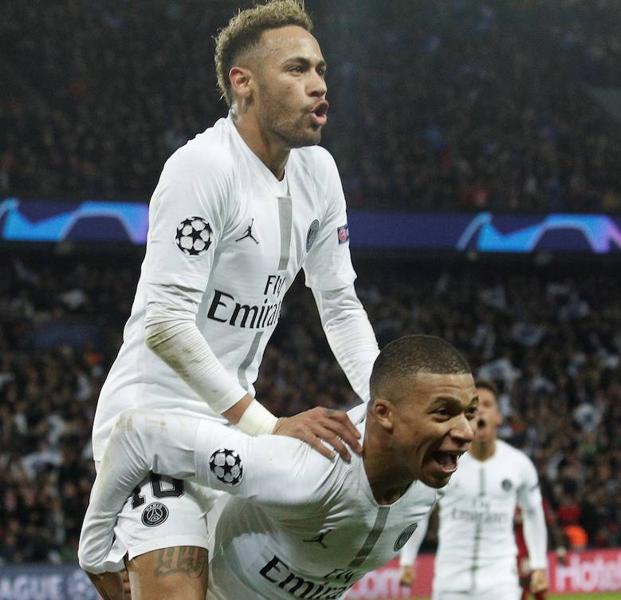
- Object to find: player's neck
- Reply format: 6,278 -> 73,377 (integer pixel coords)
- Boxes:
232,111 -> 289,180
362,439 -> 413,505
469,438 -> 497,461
365,464 -> 412,505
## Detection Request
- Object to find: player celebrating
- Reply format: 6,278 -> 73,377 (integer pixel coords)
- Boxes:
79,336 -> 479,599
399,380 -> 549,600
87,2 -> 379,598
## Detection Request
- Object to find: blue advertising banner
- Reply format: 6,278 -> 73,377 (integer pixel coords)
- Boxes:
2,197 -> 621,254
0,565 -> 98,600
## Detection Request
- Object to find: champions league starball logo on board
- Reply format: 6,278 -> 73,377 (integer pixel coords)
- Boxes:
175,216 -> 213,256
209,448 -> 243,486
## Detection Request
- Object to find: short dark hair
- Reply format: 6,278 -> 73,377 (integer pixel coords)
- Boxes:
214,0 -> 313,106
369,335 -> 471,402
475,379 -> 498,397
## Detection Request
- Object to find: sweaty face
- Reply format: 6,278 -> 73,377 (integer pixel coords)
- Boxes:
250,25 -> 329,148
391,373 -> 478,488
473,386 -> 502,443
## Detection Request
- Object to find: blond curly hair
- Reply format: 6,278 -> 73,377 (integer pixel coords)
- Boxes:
214,0 -> 313,107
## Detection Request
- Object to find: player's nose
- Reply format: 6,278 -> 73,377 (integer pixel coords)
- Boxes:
308,69 -> 327,98
451,414 -> 475,444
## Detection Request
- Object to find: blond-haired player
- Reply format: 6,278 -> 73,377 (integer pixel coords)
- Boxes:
86,2 -> 379,598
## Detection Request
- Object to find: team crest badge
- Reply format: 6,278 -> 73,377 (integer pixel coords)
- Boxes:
175,216 -> 213,256
394,523 -> 418,551
306,219 -> 320,251
337,224 -> 349,244
501,479 -> 513,491
209,448 -> 244,486
141,502 -> 169,527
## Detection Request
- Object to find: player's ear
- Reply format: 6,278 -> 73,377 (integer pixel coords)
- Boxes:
371,398 -> 395,431
229,66 -> 253,110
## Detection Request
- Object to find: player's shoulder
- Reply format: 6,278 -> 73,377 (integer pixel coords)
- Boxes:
163,117 -> 237,181
497,439 -> 535,469
291,144 -> 340,180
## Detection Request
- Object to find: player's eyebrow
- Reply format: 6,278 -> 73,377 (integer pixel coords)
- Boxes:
283,56 -> 327,71
429,396 -> 478,411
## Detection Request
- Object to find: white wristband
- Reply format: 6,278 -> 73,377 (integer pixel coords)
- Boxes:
236,400 -> 278,436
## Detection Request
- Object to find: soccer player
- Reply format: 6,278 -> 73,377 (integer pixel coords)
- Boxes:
79,335 -> 479,599
399,380 -> 549,600
87,2 -> 379,598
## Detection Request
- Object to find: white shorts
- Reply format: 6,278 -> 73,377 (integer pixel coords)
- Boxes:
433,582 -> 520,600
103,471 -> 224,569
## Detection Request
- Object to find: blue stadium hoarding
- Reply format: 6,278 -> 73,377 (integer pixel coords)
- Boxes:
2,197 -> 621,254
0,565 -> 97,599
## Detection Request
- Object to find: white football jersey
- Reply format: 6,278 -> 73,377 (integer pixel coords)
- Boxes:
202,406 -> 438,600
92,116 -> 356,461
433,440 -> 542,592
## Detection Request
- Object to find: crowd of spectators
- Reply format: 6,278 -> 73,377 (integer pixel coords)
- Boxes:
0,252 -> 619,564
2,0 -> 621,211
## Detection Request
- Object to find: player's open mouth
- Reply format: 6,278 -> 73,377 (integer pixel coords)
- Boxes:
310,101 -> 329,126
432,451 -> 462,474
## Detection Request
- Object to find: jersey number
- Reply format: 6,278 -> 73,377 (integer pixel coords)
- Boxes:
131,473 -> 184,509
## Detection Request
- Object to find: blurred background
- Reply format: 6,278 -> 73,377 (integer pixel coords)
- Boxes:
1,1 -> 620,598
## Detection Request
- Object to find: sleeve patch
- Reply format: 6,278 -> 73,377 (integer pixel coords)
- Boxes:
337,224 -> 349,244
175,216 -> 213,256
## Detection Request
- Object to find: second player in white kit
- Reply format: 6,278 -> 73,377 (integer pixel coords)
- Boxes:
79,336 -> 479,599
400,382 -> 548,600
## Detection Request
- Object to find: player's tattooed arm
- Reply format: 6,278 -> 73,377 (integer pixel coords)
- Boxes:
152,547 -> 207,579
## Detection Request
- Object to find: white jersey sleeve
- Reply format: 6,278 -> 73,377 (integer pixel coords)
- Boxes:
303,150 -> 357,291
517,454 -> 548,569
140,145 -> 249,414
142,144 -> 232,290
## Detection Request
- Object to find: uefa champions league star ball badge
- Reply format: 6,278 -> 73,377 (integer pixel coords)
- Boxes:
175,216 -> 213,256
209,448 -> 244,486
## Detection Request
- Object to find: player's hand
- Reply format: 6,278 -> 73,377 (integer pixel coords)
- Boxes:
399,565 -> 415,587
530,569 -> 548,593
272,407 -> 362,462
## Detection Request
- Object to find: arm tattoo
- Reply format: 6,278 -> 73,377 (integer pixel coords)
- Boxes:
153,547 -> 207,579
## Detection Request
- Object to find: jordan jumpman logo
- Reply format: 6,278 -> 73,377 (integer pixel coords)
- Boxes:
235,218 -> 259,244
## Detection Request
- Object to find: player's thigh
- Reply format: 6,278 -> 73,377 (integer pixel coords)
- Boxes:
86,571 -> 127,600
127,546 -> 208,600
113,473 -> 217,597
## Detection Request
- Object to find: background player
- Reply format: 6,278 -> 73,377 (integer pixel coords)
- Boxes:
88,2 -> 379,599
79,335 -> 478,599
399,380 -> 548,600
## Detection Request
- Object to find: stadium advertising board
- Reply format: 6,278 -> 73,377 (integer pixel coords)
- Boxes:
0,565 -> 97,600
2,197 -> 621,254
347,549 -> 621,598
1,550 -> 619,599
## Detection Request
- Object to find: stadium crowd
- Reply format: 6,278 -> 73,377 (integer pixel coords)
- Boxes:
2,0 -> 620,211
0,254 -> 619,564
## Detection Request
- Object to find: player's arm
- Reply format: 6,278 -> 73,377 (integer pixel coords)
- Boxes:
303,152 -> 379,404
78,409 -> 331,574
518,458 -> 549,593
399,510 -> 431,586
311,285 -> 379,403
141,148 -> 272,430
